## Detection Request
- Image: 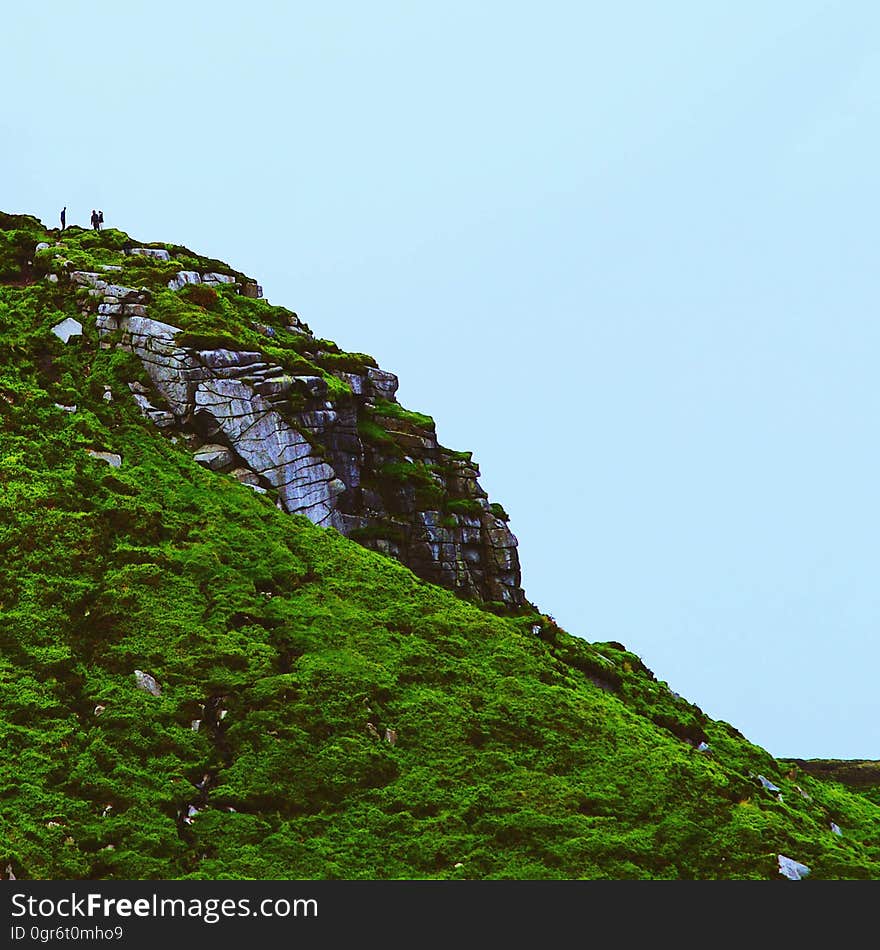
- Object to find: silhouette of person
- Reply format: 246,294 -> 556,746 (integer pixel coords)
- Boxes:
60,206 -> 66,231
90,210 -> 99,231
98,210 -> 104,230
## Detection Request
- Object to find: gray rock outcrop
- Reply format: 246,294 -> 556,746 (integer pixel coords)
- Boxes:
90,284 -> 524,605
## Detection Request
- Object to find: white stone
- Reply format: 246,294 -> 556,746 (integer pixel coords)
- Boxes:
777,854 -> 810,881
51,317 -> 83,343
201,272 -> 235,284
85,449 -> 122,468
129,247 -> 171,261
100,264 -> 123,272
54,403 -> 77,413
133,669 -> 161,696
757,775 -> 780,793
168,270 -> 201,291
47,273 -> 59,283
35,242 -> 50,252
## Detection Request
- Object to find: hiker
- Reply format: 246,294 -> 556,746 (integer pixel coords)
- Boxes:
90,210 -> 99,231
98,210 -> 104,229
60,206 -> 66,231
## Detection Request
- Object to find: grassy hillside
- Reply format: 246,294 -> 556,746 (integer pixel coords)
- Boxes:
2,213 -> 878,879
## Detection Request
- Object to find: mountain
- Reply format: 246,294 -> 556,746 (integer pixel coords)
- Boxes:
2,211 -> 878,880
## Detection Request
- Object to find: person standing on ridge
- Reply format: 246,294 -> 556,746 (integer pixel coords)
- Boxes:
90,210 -> 99,231
60,206 -> 66,232
98,210 -> 104,230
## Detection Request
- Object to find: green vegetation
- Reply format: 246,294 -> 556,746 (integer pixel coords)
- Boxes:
2,214 -> 879,880
489,502 -> 510,522
372,398 -> 435,432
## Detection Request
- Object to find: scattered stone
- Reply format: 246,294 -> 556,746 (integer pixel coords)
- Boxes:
831,822 -> 843,836
64,837 -> 74,846
697,741 -> 711,752
530,624 -> 541,635
167,270 -> 201,291
47,273 -> 59,283
93,704 -> 106,716
71,271 -> 105,286
85,449 -> 122,468
51,317 -> 83,343
795,785 -> 812,801
128,381 -> 150,395
777,854 -> 810,881
191,719 -> 201,732
366,722 -> 380,739
453,862 -> 464,869
35,242 -> 50,252
102,805 -> 113,817
129,247 -> 171,261
131,393 -> 176,428
384,728 -> 398,746
5,863 -> 15,880
757,775 -> 780,793
201,272 -> 235,285
193,443 -> 235,471
230,467 -> 261,487
100,264 -> 123,272
103,389 -> 113,403
46,821 -> 62,828
242,280 -> 263,299
219,709 -> 228,720
133,669 -> 161,696
55,403 -> 77,413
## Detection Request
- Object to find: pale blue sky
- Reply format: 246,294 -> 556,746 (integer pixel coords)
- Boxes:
5,1 -> 879,757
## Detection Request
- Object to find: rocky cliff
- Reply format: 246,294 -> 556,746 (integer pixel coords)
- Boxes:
11,215 -> 523,607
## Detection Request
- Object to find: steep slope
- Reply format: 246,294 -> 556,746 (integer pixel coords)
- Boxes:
2,213 -> 879,880
2,213 -> 522,607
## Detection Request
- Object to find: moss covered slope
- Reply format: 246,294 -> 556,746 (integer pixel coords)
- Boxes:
2,213 -> 878,879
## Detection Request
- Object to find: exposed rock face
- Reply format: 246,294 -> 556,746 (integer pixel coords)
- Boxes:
89,278 -> 524,605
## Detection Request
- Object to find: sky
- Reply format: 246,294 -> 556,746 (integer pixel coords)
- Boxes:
4,1 -> 880,758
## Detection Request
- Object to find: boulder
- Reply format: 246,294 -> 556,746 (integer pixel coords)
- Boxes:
129,247 -> 171,261
230,467 -> 261,486
35,242 -> 50,252
366,367 -> 399,400
103,284 -> 140,301
193,443 -> 236,471
51,317 -> 83,343
133,669 -> 161,696
85,449 -> 121,468
131,393 -> 176,428
201,272 -> 235,285
757,775 -> 780,793
71,271 -> 105,287
777,855 -> 810,881
168,270 -> 201,291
